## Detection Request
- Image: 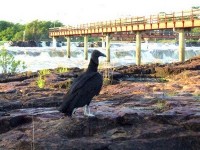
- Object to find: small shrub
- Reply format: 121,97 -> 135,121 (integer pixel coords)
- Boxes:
36,69 -> 51,88
56,67 -> 69,73
0,47 -> 26,74
103,77 -> 111,86
155,99 -> 166,111
65,79 -> 72,89
167,91 -> 178,97
36,76 -> 45,89
38,69 -> 51,76
157,77 -> 167,83
99,62 -> 115,86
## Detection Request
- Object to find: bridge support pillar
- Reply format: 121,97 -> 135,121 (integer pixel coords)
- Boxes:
84,35 -> 88,60
136,31 -> 141,65
102,37 -> 106,49
52,37 -> 57,48
106,34 -> 111,62
66,36 -> 71,58
178,29 -> 185,62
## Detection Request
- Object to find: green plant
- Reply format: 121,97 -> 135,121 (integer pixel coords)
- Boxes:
99,62 -> 115,86
103,76 -> 111,86
167,91 -> 178,97
0,47 -> 26,74
38,69 -> 51,76
36,75 -> 45,88
56,67 -> 69,73
36,69 -> 51,88
157,77 -> 167,83
65,79 -> 72,89
155,99 -> 166,110
103,67 -> 111,85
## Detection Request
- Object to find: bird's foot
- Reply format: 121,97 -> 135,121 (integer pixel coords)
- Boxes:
72,108 -> 77,117
84,110 -> 95,117
85,113 -> 95,117
84,105 -> 95,117
84,111 -> 95,117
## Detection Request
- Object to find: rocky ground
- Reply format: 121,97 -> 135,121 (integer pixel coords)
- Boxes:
0,56 -> 200,150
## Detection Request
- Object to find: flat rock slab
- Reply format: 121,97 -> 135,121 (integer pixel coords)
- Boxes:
0,56 -> 200,149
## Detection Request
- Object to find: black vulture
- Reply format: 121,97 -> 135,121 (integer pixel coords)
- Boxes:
59,50 -> 106,116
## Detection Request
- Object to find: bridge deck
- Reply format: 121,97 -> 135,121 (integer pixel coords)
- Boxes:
49,9 -> 200,37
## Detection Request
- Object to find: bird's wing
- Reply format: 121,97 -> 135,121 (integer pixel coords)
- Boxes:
69,72 -> 98,94
59,72 -> 97,113
72,72 -> 103,106
58,91 -> 78,114
59,72 -> 103,115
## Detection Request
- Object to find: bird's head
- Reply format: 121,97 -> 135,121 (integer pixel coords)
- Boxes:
91,50 -> 106,64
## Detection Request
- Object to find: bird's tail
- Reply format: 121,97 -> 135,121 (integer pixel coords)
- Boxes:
58,105 -> 73,116
58,92 -> 76,116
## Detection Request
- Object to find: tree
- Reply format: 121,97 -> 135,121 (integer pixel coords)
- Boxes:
13,31 -> 24,41
0,20 -> 64,42
0,21 -> 13,31
192,6 -> 200,9
0,21 -> 14,41
191,27 -> 200,33
25,20 -> 63,41
0,22 -> 24,41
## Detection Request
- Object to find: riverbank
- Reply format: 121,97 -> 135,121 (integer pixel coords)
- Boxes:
0,56 -> 200,149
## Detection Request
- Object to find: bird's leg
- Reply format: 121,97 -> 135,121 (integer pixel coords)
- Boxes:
86,105 -> 95,117
84,105 -> 88,116
72,108 -> 77,116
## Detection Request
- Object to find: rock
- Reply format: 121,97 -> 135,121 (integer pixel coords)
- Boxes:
0,101 -> 23,111
116,113 -> 144,125
58,116 -> 118,138
177,92 -> 194,96
182,119 -> 200,131
0,115 -> 32,134
171,83 -> 182,89
10,40 -> 37,47
0,57 -> 200,149
0,111 -> 8,117
107,128 -> 129,140
24,96 -> 62,108
165,101 -> 181,108
194,89 -> 200,96
108,135 -> 200,150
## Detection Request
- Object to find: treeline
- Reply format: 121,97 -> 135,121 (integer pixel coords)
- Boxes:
0,20 -> 63,42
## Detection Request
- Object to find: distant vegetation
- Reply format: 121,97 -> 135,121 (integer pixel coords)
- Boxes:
0,20 -> 101,43
0,20 -> 63,42
192,27 -> 200,33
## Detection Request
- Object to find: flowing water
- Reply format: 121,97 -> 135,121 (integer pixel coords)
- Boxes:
1,42 -> 200,73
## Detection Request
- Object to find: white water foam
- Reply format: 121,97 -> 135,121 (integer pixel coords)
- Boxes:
0,42 -> 200,73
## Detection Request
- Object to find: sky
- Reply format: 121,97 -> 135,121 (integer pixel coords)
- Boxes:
0,0 -> 199,25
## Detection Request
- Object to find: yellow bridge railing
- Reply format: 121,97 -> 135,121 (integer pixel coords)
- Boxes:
49,9 -> 200,36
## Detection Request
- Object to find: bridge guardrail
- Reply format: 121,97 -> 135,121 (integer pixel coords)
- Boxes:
49,8 -> 200,36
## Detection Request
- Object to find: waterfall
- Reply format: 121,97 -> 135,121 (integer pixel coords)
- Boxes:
1,42 -> 200,73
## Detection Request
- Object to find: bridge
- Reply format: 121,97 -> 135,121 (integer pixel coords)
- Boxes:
49,9 -> 200,65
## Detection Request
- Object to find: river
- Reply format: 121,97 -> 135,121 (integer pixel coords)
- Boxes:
1,42 -> 200,73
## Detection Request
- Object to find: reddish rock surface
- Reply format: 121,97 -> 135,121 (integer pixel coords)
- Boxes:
0,56 -> 200,150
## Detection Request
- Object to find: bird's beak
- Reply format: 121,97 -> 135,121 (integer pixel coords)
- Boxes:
100,52 -> 106,57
